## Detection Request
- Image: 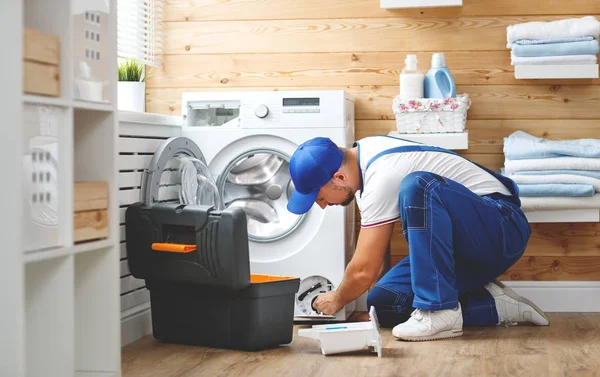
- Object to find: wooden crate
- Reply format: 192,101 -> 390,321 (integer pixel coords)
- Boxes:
23,28 -> 60,96
74,181 -> 109,243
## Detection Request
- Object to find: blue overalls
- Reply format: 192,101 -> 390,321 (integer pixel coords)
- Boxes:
362,138 -> 532,327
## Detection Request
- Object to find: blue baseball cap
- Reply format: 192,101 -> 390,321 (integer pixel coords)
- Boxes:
287,137 -> 343,215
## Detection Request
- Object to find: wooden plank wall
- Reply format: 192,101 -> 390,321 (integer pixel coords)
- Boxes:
146,0 -> 600,281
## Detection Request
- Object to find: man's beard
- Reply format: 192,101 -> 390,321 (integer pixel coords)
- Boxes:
330,182 -> 355,207
340,191 -> 354,206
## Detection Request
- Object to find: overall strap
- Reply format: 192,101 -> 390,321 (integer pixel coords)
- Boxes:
365,145 -> 453,171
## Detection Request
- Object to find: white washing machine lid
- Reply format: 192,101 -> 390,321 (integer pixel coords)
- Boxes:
140,137 -> 223,210
142,136 -> 307,244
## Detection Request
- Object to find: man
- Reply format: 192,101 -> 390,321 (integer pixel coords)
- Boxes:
286,135 -> 549,342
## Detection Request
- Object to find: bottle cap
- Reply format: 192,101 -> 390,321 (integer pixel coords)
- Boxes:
405,54 -> 418,71
431,53 -> 446,68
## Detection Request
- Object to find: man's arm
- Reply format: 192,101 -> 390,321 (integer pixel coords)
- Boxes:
335,222 -> 394,305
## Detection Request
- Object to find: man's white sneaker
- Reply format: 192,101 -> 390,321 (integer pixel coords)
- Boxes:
485,279 -> 550,326
392,303 -> 463,341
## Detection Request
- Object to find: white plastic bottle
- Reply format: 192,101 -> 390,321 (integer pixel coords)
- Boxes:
399,54 -> 425,100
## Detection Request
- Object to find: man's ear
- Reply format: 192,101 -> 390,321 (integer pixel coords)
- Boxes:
332,171 -> 347,182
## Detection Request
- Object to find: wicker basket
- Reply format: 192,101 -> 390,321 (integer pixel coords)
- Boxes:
392,93 -> 470,133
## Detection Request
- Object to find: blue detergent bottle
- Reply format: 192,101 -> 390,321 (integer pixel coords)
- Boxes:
424,53 -> 456,98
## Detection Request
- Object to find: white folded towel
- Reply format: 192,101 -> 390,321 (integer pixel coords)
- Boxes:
520,193 -> 600,210
510,174 -> 600,192
505,157 -> 600,175
506,16 -> 600,48
510,53 -> 598,65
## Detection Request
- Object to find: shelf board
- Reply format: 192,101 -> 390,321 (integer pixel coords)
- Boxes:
524,209 -> 600,223
22,95 -> 116,112
24,246 -> 72,264
387,130 -> 468,150
75,372 -> 118,377
381,0 -> 462,8
25,239 -> 114,263
73,100 -> 115,112
72,238 -> 114,254
23,94 -> 70,107
514,64 -> 599,79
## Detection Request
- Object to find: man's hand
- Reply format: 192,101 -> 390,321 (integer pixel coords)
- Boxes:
312,291 -> 344,315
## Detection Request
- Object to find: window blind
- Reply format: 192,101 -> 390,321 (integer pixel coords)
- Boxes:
117,0 -> 164,68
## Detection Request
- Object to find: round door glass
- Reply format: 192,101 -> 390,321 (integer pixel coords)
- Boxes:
217,149 -> 304,242
157,152 -> 223,209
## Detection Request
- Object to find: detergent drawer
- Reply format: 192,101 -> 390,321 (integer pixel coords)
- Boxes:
125,202 -> 251,291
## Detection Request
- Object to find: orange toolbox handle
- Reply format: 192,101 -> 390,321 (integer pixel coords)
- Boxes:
151,243 -> 197,253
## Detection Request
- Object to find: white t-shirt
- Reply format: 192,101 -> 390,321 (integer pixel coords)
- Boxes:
354,136 -> 511,228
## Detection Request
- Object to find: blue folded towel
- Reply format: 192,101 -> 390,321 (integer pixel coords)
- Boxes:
513,170 -> 600,179
512,39 -> 599,57
513,36 -> 595,45
517,183 -> 595,197
504,131 -> 600,160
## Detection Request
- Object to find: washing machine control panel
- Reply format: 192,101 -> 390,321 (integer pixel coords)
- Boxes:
281,97 -> 321,114
181,90 -> 351,129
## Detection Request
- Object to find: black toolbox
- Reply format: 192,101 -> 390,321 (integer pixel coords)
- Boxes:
125,202 -> 300,351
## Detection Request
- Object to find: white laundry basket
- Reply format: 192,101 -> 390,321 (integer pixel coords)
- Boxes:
392,93 -> 470,133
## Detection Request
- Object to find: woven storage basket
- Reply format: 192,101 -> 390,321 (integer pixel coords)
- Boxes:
392,93 -> 470,133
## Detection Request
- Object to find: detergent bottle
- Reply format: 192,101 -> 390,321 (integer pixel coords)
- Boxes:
399,54 -> 424,100
424,53 -> 456,99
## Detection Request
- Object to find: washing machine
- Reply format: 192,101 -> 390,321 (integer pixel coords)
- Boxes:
140,90 -> 362,322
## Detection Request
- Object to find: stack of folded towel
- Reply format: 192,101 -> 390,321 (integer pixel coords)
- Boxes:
507,16 -> 600,66
502,131 -> 600,211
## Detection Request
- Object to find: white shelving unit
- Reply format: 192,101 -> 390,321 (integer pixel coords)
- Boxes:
524,209 -> 600,223
514,64 -> 599,79
386,130 -> 599,224
3,0 -> 121,376
387,130 -> 469,150
381,0 -> 462,8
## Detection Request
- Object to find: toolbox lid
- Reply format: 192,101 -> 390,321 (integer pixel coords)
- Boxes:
126,202 -> 253,291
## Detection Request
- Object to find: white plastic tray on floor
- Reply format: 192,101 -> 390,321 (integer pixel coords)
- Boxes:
380,0 -> 462,8
298,306 -> 382,357
524,209 -> 600,223
514,64 -> 599,79
388,130 -> 468,150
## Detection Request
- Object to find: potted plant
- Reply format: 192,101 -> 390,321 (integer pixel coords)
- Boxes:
118,58 -> 147,112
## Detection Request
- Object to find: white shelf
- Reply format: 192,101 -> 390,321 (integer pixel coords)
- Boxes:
73,100 -> 115,112
10,0 -> 122,375
515,64 -> 599,79
23,94 -> 71,107
524,209 -> 600,223
381,0 -> 462,8
73,238 -> 114,254
388,130 -> 468,150
75,372 -> 118,377
25,246 -> 72,264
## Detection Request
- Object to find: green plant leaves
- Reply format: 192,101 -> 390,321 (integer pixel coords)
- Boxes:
118,58 -> 147,82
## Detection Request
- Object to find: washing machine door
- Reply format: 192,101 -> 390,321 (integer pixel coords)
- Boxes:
140,137 -> 223,209
215,147 -> 305,243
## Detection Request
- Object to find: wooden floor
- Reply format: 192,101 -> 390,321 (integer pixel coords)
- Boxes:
122,313 -> 600,377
